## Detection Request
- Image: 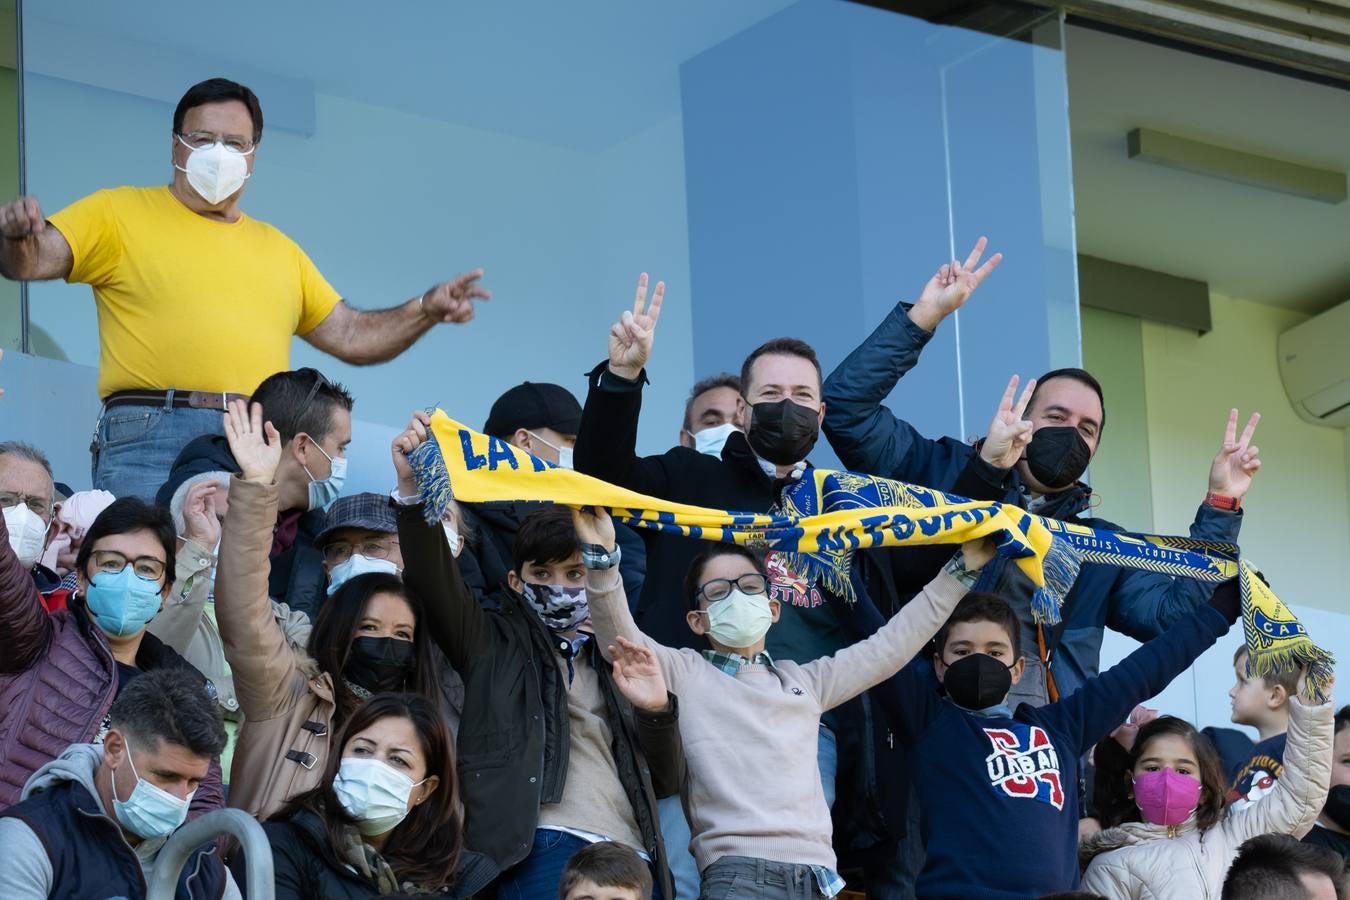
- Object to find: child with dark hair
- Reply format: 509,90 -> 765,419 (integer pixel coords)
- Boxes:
833,573 -> 1255,898
1228,644 -> 1302,808
559,840 -> 654,900
1080,683 -> 1334,899
1223,833 -> 1346,899
1303,705 -> 1350,861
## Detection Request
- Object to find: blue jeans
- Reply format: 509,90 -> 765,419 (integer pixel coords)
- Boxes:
496,829 -> 663,899
91,400 -> 225,502
665,727 -> 837,899
699,856 -> 825,900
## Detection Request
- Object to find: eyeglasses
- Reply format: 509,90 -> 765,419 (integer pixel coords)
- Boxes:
323,539 -> 400,565
696,573 -> 768,603
90,549 -> 166,582
0,490 -> 51,520
176,130 -> 255,154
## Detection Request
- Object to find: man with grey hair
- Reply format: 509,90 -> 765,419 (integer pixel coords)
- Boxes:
678,372 -> 743,457
0,440 -> 60,591
0,667 -> 240,898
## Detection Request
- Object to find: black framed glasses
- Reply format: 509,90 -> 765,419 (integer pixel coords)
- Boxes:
90,549 -> 167,582
696,573 -> 768,603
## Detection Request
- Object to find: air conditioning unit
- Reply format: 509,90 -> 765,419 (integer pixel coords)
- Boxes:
1278,299 -> 1350,427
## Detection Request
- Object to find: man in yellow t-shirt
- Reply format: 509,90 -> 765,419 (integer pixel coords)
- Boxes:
0,77 -> 490,502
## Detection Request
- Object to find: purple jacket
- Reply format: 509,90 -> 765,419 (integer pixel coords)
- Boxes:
0,513 -> 224,813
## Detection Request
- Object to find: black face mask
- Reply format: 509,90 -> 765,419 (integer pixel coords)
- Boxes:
942,653 -> 1015,711
747,399 -> 820,466
344,636 -> 415,694
1323,784 -> 1350,832
1024,426 -> 1091,490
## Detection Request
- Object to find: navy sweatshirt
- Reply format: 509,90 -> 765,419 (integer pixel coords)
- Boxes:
838,594 -> 1232,899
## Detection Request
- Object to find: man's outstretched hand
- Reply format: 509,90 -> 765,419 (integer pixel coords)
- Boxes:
607,273 -> 664,381
908,236 -> 1003,332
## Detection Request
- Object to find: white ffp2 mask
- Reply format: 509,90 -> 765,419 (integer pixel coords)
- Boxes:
175,135 -> 252,204
4,503 -> 48,569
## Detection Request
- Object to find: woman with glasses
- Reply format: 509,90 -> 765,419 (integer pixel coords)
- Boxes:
0,496 -> 225,815
244,693 -> 496,899
215,400 -> 451,823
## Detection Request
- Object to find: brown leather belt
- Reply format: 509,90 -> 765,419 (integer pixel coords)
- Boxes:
103,389 -> 250,412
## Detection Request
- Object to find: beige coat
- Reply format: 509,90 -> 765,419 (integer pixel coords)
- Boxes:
214,476 -> 336,821
1080,696 -> 1334,899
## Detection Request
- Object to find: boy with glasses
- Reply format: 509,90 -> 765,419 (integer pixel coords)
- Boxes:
573,506 -> 991,900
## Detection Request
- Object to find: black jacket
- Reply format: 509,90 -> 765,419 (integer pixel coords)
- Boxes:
245,809 -> 497,900
396,501 -> 680,897
156,435 -> 327,619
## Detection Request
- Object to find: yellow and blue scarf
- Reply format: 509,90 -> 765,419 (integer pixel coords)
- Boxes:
409,412 -> 1333,701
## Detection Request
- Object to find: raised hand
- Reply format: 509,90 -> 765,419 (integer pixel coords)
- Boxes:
223,399 -> 282,484
1208,409 -> 1261,501
980,374 -> 1036,469
959,536 -> 997,571
908,236 -> 1003,332
608,635 -> 670,712
607,273 -> 664,381
421,269 -> 491,325
180,479 -> 222,549
1109,704 -> 1159,752
571,505 -> 616,549
391,410 -> 432,498
0,195 -> 45,239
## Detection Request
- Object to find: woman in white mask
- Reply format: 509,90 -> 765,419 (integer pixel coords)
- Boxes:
250,693 -> 495,899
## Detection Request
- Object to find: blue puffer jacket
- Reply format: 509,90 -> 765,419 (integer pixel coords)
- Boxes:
822,303 -> 1243,704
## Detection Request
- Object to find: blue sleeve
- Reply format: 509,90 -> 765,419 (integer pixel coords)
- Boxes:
1104,505 -> 1243,641
1035,604 -> 1232,756
615,523 -> 646,613
826,573 -> 941,746
822,303 -> 961,480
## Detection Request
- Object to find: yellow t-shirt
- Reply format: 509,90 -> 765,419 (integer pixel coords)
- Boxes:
49,185 -> 343,398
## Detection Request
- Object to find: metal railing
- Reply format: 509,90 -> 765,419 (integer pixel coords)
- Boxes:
147,808 -> 274,900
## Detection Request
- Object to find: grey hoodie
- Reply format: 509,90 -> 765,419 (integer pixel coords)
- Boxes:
0,743 -> 241,899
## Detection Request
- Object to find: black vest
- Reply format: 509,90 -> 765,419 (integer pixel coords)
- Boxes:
0,780 -> 226,900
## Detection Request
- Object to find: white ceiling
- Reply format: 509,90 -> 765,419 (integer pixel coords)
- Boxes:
1066,23 -> 1350,312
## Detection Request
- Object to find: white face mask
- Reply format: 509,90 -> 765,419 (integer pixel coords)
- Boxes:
4,503 -> 48,569
441,521 -> 463,559
700,589 -> 773,650
689,422 -> 738,457
327,553 -> 401,595
333,756 -> 426,836
175,135 -> 252,204
526,431 -> 574,470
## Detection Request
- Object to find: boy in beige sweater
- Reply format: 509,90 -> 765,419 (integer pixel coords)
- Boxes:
573,506 -> 991,899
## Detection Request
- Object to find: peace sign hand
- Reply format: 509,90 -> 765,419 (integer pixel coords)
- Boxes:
1208,409 -> 1261,501
980,375 -> 1037,469
908,237 -> 1003,332
223,399 -> 282,484
607,273 -> 664,381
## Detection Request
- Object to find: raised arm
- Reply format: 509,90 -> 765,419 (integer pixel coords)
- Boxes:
0,196 -> 74,281
1222,685 -> 1335,843
821,238 -> 1000,476
801,540 -> 993,711
214,401 -> 305,720
148,480 -> 221,654
573,273 -> 679,495
1042,580 -> 1240,756
391,411 -> 487,671
1107,410 -> 1259,640
300,269 -> 490,365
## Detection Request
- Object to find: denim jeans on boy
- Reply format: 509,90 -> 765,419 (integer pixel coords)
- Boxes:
496,828 -> 663,899
666,726 -> 838,898
699,856 -> 829,900
91,400 -> 225,501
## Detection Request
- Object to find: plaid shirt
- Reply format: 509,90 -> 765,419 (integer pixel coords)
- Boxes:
698,648 -> 846,897
700,649 -> 775,675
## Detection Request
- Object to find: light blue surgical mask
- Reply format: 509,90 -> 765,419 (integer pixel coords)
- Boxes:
85,567 -> 163,637
111,738 -> 193,840
327,553 -> 401,595
304,441 -> 348,512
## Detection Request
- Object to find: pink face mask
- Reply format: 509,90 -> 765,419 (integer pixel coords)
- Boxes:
1133,768 -> 1202,827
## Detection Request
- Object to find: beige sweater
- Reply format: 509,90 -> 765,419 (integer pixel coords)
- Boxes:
586,566 -> 967,872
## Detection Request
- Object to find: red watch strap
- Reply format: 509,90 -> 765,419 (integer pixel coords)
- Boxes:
1205,491 -> 1241,511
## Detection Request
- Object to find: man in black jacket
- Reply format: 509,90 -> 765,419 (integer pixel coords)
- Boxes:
392,412 -> 680,899
155,367 -> 352,619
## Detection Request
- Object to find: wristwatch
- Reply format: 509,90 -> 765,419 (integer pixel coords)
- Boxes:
1204,491 -> 1240,512
581,543 -> 622,570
